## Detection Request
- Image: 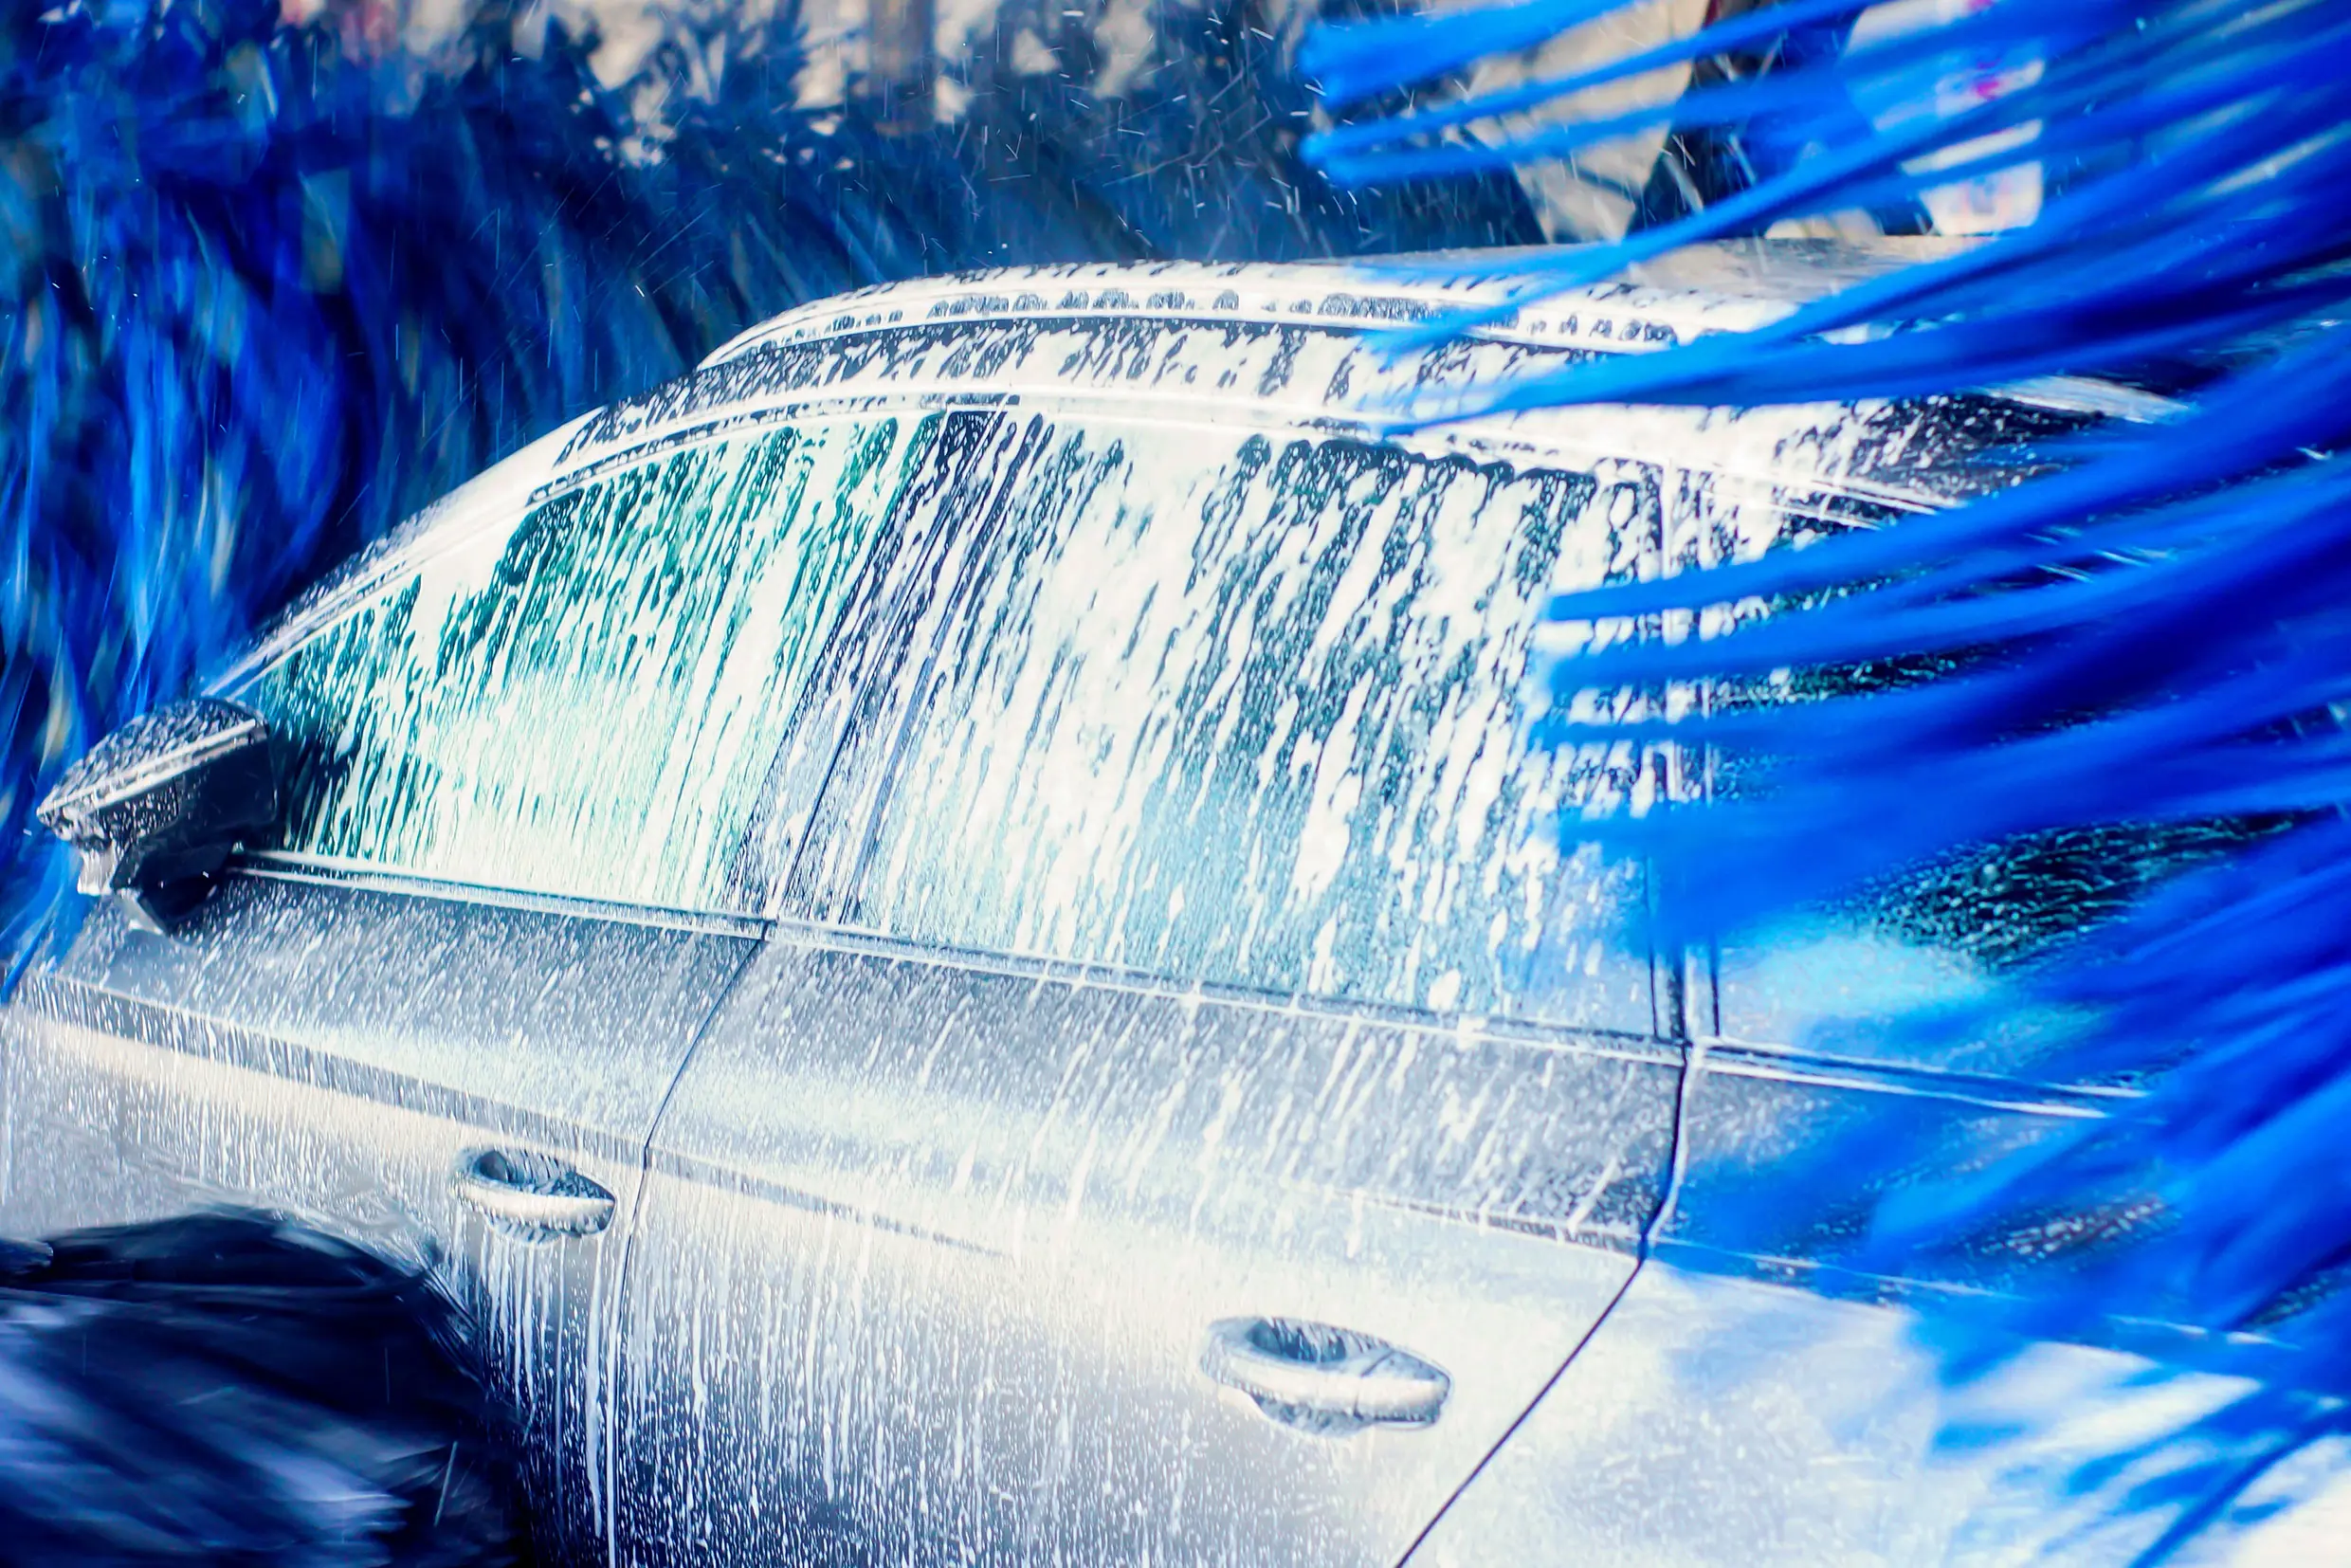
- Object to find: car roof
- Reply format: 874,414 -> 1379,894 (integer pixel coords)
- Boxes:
692,244 -> 2170,422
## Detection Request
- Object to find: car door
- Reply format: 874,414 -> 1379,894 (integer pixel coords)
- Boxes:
0,407 -> 941,1561
617,407 -> 1687,1567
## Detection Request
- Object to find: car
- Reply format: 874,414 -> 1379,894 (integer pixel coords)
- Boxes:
5,244 -> 2259,1568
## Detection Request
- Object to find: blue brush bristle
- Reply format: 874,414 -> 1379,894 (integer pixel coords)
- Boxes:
1303,0 -> 2351,1555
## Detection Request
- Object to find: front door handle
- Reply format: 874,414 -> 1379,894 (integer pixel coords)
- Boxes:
452,1149 -> 615,1240
1200,1317 -> 1450,1435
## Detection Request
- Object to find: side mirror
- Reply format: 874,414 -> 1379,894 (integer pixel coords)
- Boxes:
36,698 -> 279,933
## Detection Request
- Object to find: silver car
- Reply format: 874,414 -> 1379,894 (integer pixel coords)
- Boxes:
3,247 -> 2233,1567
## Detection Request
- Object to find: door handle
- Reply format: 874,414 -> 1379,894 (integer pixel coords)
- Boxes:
452,1149 -> 616,1240
1200,1317 -> 1449,1435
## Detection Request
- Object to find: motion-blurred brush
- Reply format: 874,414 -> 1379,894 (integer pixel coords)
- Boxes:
0,1210 -> 523,1568
1302,0 -> 2351,1557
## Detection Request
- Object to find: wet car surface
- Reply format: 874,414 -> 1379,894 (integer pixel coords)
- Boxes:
0,248 -> 2206,1565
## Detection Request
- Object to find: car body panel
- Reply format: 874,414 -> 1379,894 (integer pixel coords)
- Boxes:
0,869 -> 756,1558
1656,1044 -> 2131,1292
1398,1259 -> 2351,1568
619,930 -> 1679,1568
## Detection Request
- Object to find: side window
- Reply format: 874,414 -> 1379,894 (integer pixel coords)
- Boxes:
236,415 -> 935,912
800,414 -> 1664,1028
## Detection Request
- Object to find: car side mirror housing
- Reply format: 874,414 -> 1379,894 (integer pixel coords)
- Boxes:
36,697 -> 278,933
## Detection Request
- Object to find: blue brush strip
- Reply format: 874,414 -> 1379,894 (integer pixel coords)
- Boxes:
1308,0 -> 1877,146
1302,0 -> 1648,108
1312,5 -> 2351,1529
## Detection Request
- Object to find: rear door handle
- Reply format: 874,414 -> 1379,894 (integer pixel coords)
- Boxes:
452,1149 -> 616,1240
1200,1317 -> 1450,1435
